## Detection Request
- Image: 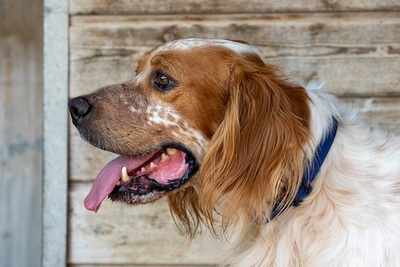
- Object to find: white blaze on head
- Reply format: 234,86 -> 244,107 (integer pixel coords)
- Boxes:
155,38 -> 264,59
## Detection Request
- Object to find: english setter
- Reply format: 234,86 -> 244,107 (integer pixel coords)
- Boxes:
69,39 -> 400,266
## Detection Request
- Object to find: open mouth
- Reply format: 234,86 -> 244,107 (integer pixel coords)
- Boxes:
84,145 -> 198,212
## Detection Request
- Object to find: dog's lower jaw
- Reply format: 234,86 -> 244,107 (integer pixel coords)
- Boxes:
83,144 -> 199,211
109,188 -> 166,205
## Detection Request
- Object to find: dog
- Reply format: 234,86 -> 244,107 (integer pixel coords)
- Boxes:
69,38 -> 400,266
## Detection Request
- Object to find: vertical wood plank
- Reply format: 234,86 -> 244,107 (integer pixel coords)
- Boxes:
43,0 -> 68,266
0,0 -> 43,266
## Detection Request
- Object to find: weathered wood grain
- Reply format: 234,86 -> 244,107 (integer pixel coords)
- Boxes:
68,6 -> 400,267
70,50 -> 400,97
69,0 -> 400,15
69,97 -> 400,183
69,13 -> 400,97
68,183 -> 221,265
70,13 -> 400,47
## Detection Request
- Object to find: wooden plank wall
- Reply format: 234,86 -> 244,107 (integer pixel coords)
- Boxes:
0,0 -> 43,266
68,1 -> 400,266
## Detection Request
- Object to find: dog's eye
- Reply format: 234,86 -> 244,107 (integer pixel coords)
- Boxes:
153,73 -> 175,91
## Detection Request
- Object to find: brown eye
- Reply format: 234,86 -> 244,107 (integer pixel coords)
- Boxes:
153,73 -> 175,91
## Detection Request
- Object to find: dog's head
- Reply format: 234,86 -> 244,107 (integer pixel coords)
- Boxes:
69,38 -> 310,235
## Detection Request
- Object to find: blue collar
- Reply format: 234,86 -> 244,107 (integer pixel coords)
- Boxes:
268,117 -> 339,221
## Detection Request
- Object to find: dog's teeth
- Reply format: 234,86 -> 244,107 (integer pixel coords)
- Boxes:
161,153 -> 169,162
150,162 -> 157,169
116,180 -> 122,186
166,148 -> 177,155
121,166 -> 130,182
141,167 -> 146,173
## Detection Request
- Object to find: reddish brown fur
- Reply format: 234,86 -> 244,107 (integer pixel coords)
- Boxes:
168,49 -> 311,239
70,39 -> 400,266
139,47 -> 234,138
72,41 -> 311,240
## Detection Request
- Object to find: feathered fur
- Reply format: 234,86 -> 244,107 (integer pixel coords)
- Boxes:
72,38 -> 400,266
164,40 -> 400,266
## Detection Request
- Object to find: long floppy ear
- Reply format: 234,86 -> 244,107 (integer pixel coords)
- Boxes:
200,58 -> 311,233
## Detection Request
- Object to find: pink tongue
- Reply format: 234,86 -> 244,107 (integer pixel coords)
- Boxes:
84,152 -> 156,212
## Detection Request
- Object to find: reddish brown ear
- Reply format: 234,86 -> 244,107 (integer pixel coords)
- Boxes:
200,59 -> 311,232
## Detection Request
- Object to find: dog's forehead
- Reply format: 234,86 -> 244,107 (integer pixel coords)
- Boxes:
153,38 -> 261,57
135,39 -> 263,81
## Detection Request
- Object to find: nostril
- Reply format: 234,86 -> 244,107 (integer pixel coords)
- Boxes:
68,97 -> 92,125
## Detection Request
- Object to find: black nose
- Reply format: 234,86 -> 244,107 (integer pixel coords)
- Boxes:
68,97 -> 92,125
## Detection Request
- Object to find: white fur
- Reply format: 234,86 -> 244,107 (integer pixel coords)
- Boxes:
147,104 -> 182,127
135,40 -> 400,266
156,38 -> 263,58
146,103 -> 209,158
225,85 -> 400,267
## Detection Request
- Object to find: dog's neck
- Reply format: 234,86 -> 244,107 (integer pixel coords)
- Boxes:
268,117 -> 339,221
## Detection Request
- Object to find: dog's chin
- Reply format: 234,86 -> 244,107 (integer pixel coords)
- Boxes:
83,142 -> 199,211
